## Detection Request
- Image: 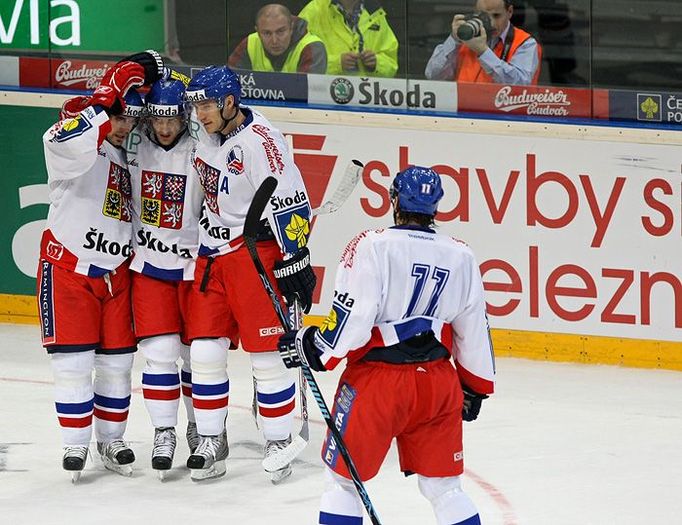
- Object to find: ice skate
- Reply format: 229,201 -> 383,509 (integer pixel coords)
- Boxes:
151,427 -> 176,480
264,436 -> 293,484
97,439 -> 135,477
62,445 -> 89,483
187,430 -> 229,481
186,421 -> 200,453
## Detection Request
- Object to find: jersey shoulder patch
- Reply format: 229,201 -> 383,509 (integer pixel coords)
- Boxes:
51,113 -> 93,143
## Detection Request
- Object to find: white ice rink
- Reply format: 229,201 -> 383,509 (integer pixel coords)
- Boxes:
1,323 -> 681,525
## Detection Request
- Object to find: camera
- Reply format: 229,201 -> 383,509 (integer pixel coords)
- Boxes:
456,12 -> 493,41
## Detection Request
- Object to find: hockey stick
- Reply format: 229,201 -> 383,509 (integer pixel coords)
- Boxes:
244,176 -> 382,525
259,159 -> 363,471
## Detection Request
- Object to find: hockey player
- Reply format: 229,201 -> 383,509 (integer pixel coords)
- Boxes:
126,76 -> 204,479
277,166 -> 495,524
183,65 -> 316,483
38,55 -> 162,481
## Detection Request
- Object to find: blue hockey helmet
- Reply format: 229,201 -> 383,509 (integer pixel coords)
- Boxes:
390,166 -> 444,215
185,65 -> 241,109
146,78 -> 186,117
122,88 -> 144,118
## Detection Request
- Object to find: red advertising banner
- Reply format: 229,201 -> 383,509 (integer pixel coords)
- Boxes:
19,57 -> 114,91
458,82 -> 610,119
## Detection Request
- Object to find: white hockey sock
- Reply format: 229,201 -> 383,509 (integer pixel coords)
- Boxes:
93,353 -> 133,443
190,338 -> 229,436
140,334 -> 182,428
418,475 -> 481,525
50,351 -> 95,446
251,351 -> 296,441
319,468 -> 364,524
179,342 -> 195,423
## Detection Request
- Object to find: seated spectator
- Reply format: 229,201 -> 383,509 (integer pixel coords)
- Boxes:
425,0 -> 541,85
228,4 -> 327,73
299,0 -> 398,77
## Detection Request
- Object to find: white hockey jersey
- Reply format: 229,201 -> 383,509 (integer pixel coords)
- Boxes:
191,107 -> 311,257
314,226 -> 495,395
127,129 -> 203,280
41,106 -> 133,277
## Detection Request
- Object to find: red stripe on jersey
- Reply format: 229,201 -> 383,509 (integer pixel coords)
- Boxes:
193,396 -> 229,410
181,385 -> 192,397
440,324 -> 454,356
258,399 -> 295,418
456,362 -> 494,395
58,415 -> 92,428
143,387 -> 181,401
94,407 -> 129,422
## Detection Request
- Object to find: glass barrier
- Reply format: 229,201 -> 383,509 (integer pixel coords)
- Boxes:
1,0 -> 681,123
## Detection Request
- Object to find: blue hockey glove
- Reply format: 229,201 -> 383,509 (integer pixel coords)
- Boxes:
273,247 -> 316,313
277,326 -> 326,372
462,386 -> 488,422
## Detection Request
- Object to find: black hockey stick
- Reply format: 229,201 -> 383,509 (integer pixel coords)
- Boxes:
244,176 -> 382,525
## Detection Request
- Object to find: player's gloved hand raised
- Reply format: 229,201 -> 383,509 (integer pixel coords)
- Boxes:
277,326 -> 326,372
118,49 -> 165,85
273,247 -> 316,313
59,95 -> 91,120
462,386 -> 488,422
91,61 -> 145,115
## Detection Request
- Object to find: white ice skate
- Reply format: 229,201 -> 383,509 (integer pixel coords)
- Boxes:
187,430 -> 229,481
186,421 -> 200,454
151,427 -> 176,481
264,436 -> 293,484
62,445 -> 89,483
97,439 -> 135,477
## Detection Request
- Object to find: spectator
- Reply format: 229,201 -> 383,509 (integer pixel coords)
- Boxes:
229,4 -> 327,74
299,0 -> 398,77
425,0 -> 541,85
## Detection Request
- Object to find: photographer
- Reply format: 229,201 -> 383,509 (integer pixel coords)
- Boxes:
425,0 -> 541,85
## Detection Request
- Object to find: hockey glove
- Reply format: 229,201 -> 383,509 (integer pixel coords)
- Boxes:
59,95 -> 92,120
277,326 -> 326,372
462,386 -> 488,422
91,61 -> 145,115
117,49 -> 165,85
273,247 -> 316,313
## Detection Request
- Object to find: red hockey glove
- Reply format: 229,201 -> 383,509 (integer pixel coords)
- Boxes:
91,61 -> 145,115
59,95 -> 91,120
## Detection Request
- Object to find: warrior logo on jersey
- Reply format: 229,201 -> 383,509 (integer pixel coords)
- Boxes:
317,301 -> 351,349
102,162 -> 132,222
323,382 -> 356,469
273,200 -> 311,252
52,113 -> 93,143
226,145 -> 244,175
140,170 -> 187,229
195,157 -> 220,213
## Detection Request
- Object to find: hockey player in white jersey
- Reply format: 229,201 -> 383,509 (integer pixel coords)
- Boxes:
183,65 -> 316,482
126,76 -> 204,479
38,53 -> 164,482
278,166 -> 495,524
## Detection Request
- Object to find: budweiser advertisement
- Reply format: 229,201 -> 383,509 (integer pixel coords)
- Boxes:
458,82 -> 610,119
19,57 -> 114,90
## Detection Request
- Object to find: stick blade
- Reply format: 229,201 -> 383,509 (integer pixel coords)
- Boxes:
314,160 -> 363,216
244,176 -> 278,241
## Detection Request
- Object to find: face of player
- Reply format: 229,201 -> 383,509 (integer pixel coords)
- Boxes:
475,0 -> 512,39
107,115 -> 137,147
150,116 -> 185,146
256,13 -> 293,57
192,97 -> 237,134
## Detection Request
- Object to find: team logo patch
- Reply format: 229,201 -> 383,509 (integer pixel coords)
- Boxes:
226,146 -> 244,175
53,114 -> 92,142
273,203 -> 311,252
195,157 -> 220,213
140,170 -> 187,229
102,162 -> 132,222
322,383 -> 356,469
316,301 -> 351,349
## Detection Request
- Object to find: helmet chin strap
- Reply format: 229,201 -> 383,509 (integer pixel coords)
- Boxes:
217,101 -> 239,133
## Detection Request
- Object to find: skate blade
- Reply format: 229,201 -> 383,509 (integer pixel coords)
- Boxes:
71,471 -> 82,484
190,460 -> 226,482
102,458 -> 133,477
157,469 -> 169,481
262,436 -> 307,472
270,465 -> 292,485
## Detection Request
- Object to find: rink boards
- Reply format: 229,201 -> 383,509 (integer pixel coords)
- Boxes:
1,90 -> 680,370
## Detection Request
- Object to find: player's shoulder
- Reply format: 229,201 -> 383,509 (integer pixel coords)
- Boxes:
339,228 -> 383,267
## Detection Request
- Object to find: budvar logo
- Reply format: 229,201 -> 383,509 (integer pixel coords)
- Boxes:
54,60 -> 112,89
494,86 -> 571,116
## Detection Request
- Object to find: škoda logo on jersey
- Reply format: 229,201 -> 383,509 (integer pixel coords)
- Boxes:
140,170 -> 187,229
102,162 -> 132,222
